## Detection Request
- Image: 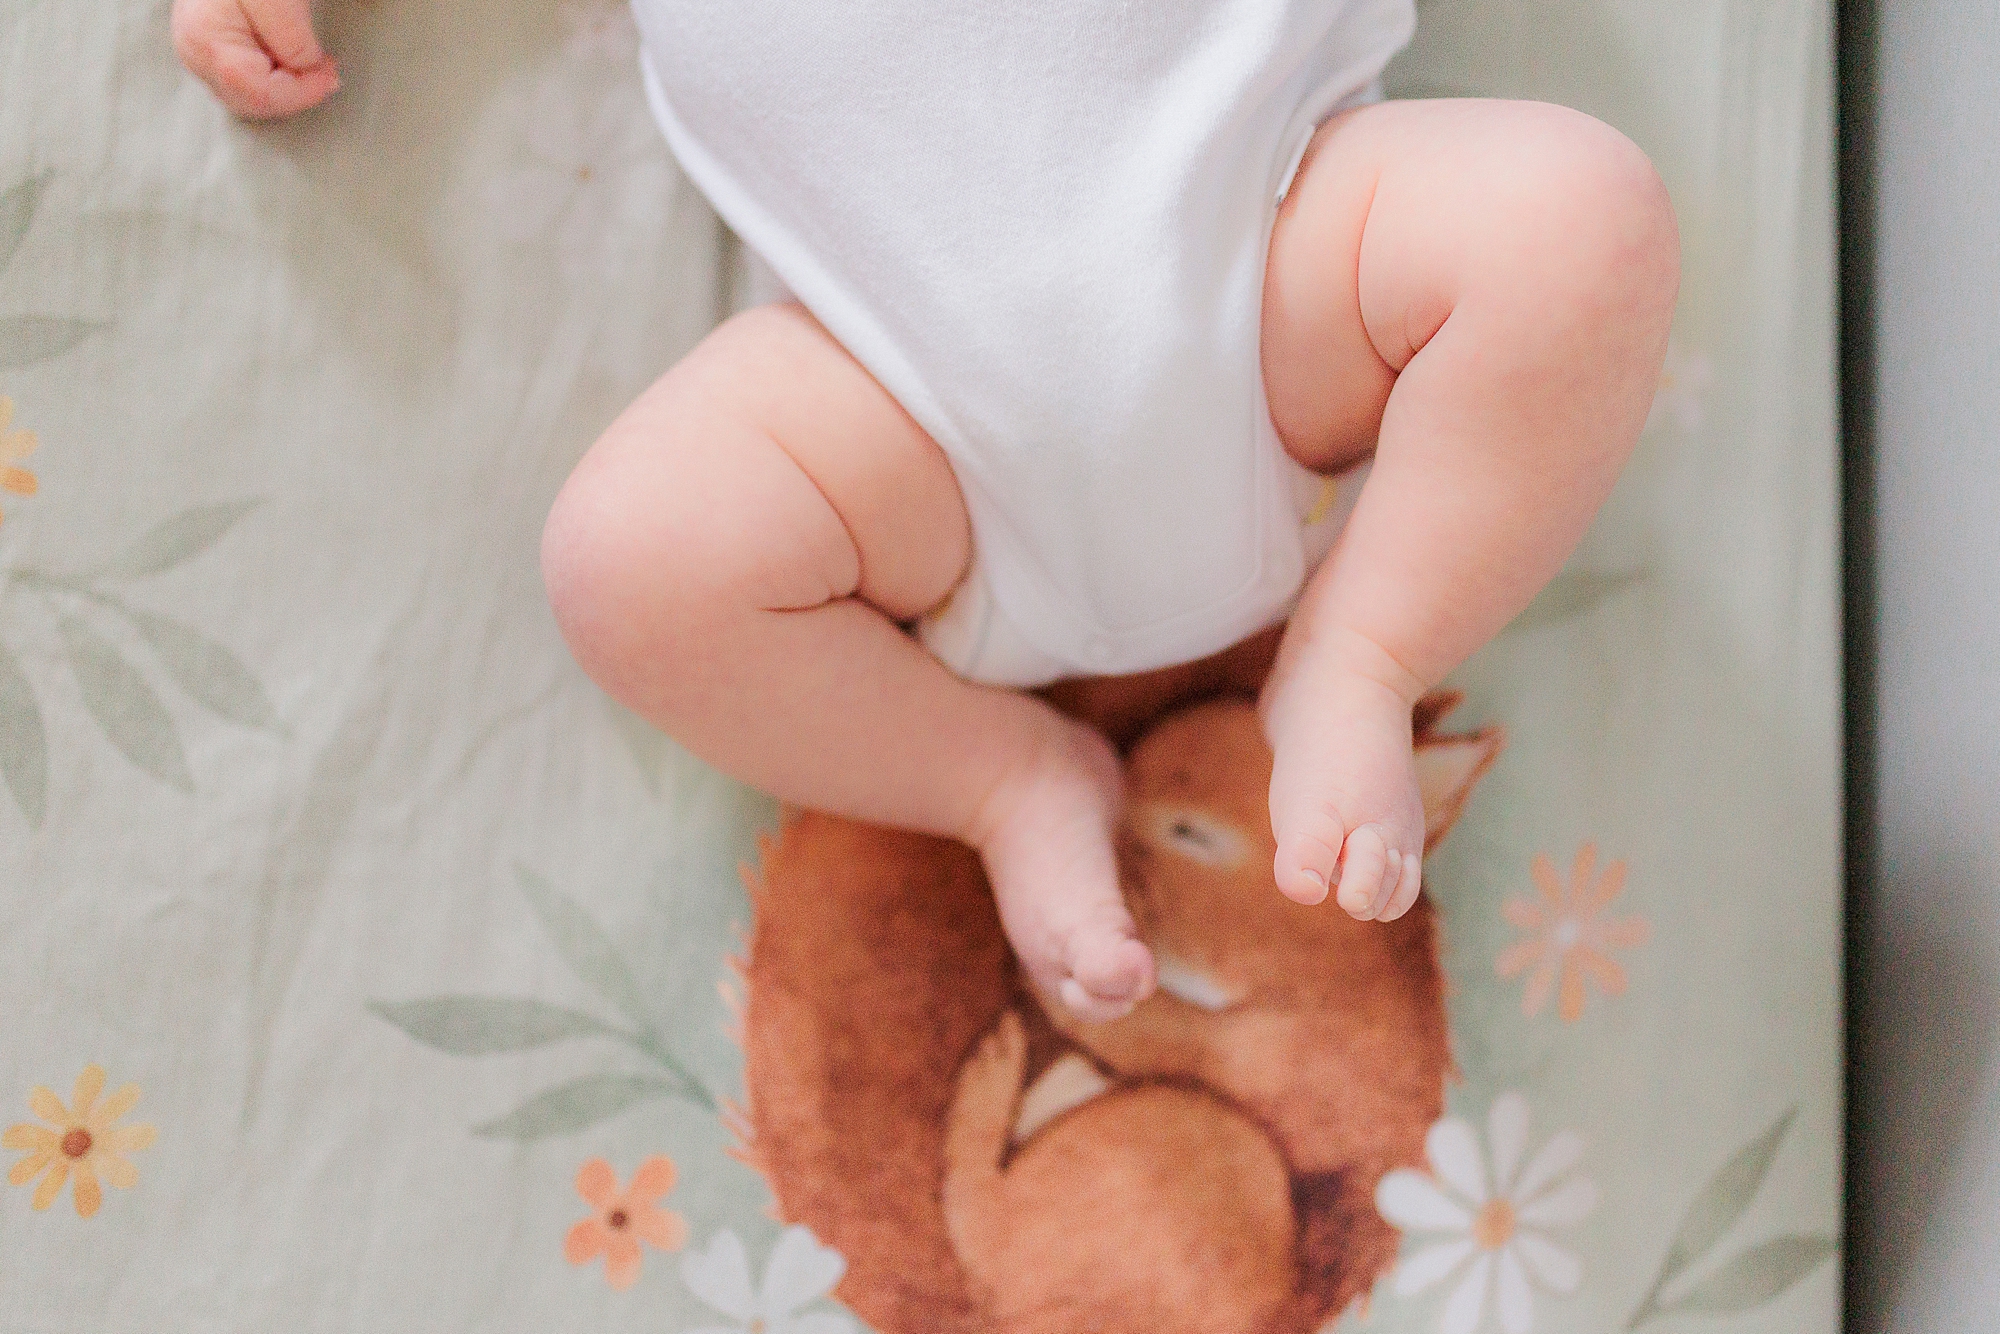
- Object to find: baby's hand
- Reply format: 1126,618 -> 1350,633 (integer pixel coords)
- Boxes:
171,0 -> 340,120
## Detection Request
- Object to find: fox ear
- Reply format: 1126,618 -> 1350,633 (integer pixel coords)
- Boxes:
1412,690 -> 1465,740
1416,728 -> 1504,849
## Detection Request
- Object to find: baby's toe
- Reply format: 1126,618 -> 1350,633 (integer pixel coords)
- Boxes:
1059,978 -> 1137,1024
1378,845 -> 1425,921
1274,821 -> 1344,906
1063,933 -> 1155,1021
1363,849 -> 1409,920
1334,824 -> 1393,919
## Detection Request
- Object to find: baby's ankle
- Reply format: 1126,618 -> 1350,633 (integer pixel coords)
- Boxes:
1307,625 -> 1429,709
1264,627 -> 1426,753
960,710 -> 1119,853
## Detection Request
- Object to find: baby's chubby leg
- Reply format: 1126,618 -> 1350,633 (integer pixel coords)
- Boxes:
541,304 -> 1154,1020
1260,99 -> 1680,918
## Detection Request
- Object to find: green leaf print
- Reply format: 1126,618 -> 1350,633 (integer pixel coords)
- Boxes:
373,868 -> 720,1137
1667,1236 -> 1839,1317
121,604 -> 281,732
0,316 -> 105,370
515,863 -> 660,1038
0,636 -> 47,828
0,173 -> 106,371
56,612 -> 192,792
0,172 -> 50,274
370,997 -> 627,1056
2,500 -> 274,815
1628,1108 -> 1835,1327
472,1073 -> 682,1141
94,499 -> 264,582
1656,1109 -> 1796,1288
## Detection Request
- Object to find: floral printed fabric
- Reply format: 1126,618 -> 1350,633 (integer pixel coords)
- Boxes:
0,0 -> 1837,1332
565,1156 -> 690,1290
1378,1094 -> 1596,1334
4,1066 -> 156,1218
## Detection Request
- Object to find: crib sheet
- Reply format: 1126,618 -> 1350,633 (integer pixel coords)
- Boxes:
0,1 -> 1840,1331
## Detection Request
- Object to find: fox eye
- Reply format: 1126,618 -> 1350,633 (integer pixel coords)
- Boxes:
1140,805 -> 1249,869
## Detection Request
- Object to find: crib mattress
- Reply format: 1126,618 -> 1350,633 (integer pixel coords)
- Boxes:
0,1 -> 1839,1331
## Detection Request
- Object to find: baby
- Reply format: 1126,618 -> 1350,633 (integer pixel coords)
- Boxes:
176,0 -> 1678,1021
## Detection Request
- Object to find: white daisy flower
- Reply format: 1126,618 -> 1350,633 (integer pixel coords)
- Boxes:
1375,1092 -> 1596,1334
680,1226 -> 857,1334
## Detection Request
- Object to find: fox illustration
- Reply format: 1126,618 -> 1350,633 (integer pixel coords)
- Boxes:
735,630 -> 1503,1334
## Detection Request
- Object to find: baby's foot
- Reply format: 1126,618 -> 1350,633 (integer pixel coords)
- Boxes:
1264,668 -> 1427,922
969,715 -> 1156,1022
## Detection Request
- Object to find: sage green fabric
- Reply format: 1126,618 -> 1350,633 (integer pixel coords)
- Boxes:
0,0 -> 1839,1330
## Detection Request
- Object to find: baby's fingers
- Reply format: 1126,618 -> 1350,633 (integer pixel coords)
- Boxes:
237,0 -> 329,74
172,0 -> 339,120
210,41 -> 339,119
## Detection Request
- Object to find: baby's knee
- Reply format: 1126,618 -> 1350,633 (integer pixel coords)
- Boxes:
1503,105 -> 1681,321
542,469 -> 647,689
541,401 -> 859,695
540,446 -> 729,689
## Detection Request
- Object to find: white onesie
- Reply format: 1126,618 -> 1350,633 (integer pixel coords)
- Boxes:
629,1 -> 1416,685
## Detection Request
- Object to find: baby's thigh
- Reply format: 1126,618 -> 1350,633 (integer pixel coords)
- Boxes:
1265,100 -> 1677,450
1261,106 -> 1400,476
556,302 -> 971,622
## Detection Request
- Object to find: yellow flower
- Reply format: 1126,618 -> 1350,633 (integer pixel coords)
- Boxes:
1496,843 -> 1650,1023
0,395 -> 39,522
4,1065 -> 156,1217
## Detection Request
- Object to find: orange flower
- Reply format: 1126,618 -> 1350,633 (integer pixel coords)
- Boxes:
0,395 -> 39,522
4,1064 -> 157,1217
564,1155 -> 688,1290
1497,843 -> 1650,1023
